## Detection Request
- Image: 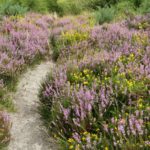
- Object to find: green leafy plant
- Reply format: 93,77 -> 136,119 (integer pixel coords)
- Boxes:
20,0 -> 47,12
133,0 -> 142,7
94,7 -> 115,24
140,0 -> 150,13
0,0 -> 27,16
57,0 -> 84,15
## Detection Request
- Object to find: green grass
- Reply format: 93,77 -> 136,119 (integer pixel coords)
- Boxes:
0,98 -> 15,112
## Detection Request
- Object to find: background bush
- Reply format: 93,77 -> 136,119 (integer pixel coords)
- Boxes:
140,0 -> 150,14
12,0 -> 48,13
94,7 -> 115,24
0,0 -> 27,16
0,0 -> 150,16
57,0 -> 85,15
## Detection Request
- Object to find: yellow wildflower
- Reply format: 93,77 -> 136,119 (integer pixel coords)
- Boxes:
83,81 -> 88,85
105,147 -> 109,150
83,131 -> 88,136
127,80 -> 133,88
96,128 -> 100,132
83,69 -> 89,74
82,137 -> 86,141
92,134 -> 98,140
69,145 -> 74,150
68,138 -> 74,143
125,113 -> 129,116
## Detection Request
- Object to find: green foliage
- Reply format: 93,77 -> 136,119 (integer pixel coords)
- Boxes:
116,1 -> 134,13
133,0 -> 142,7
94,7 -> 115,24
140,0 -> 150,13
0,0 -> 150,16
114,1 -> 136,20
46,0 -> 61,13
57,0 -> 84,15
86,0 -> 120,9
0,0 -> 27,16
20,0 -> 48,12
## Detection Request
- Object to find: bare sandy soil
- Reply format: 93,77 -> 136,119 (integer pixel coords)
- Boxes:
8,61 -> 58,150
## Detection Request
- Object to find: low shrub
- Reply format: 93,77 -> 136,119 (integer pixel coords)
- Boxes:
39,52 -> 149,149
125,13 -> 150,31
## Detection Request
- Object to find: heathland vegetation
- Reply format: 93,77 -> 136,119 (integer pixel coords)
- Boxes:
0,0 -> 149,149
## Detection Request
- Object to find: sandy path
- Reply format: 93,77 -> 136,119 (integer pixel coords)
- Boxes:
8,61 -> 58,150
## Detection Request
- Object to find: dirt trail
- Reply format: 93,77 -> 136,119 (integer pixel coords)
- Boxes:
8,61 -> 58,150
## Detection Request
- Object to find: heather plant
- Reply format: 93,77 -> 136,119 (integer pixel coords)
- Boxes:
0,12 -> 54,120
39,17 -> 150,149
126,13 -> 150,30
0,13 -> 54,84
0,13 -> 56,149
51,15 -> 94,61
40,53 -> 149,149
